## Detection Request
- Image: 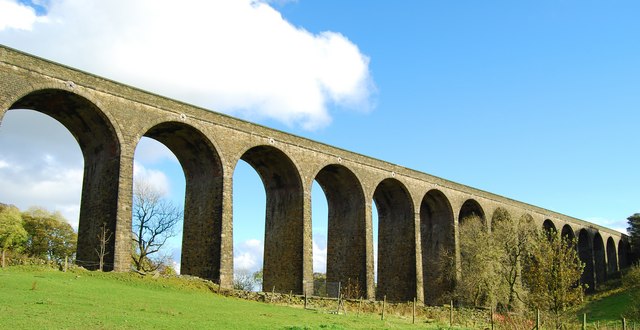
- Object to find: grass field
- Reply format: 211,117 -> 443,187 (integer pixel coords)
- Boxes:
2,266 -> 638,329
0,266 -> 460,329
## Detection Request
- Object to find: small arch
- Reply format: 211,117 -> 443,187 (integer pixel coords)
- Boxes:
490,207 -> 512,232
314,164 -> 366,297
561,225 -> 575,240
420,189 -> 454,305
606,237 -> 618,275
578,229 -> 594,292
458,199 -> 486,227
7,89 -> 122,270
140,121 -> 224,281
374,178 -> 415,302
238,145 -> 304,294
618,240 -> 630,269
593,232 -> 606,287
543,219 -> 557,235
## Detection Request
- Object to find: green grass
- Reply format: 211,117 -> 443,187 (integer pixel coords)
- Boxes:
0,266 -> 461,329
579,290 -> 632,321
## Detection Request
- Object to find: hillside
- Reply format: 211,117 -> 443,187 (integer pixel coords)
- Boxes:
0,266 -> 458,329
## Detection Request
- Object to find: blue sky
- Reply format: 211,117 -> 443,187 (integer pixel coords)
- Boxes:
0,0 -> 638,274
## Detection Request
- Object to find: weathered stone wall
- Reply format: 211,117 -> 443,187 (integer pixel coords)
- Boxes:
0,45 -> 629,302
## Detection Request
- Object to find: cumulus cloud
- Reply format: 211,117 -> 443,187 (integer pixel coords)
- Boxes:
234,239 -> 264,272
0,0 -> 374,130
0,0 -> 46,31
133,161 -> 171,196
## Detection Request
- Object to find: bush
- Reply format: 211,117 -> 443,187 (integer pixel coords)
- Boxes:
623,263 -> 640,318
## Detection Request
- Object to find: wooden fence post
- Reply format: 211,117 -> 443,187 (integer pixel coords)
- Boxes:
381,295 -> 386,321
412,297 -> 416,324
450,300 -> 453,328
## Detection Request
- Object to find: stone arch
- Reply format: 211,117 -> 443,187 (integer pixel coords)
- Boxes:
374,178 -> 415,302
578,229 -> 594,292
313,164 -> 366,296
139,121 -> 224,281
238,145 -> 304,294
561,224 -> 576,248
606,237 -> 618,275
420,189 -> 454,305
543,219 -> 557,234
618,240 -> 629,269
593,232 -> 606,286
458,199 -> 486,226
490,207 -> 512,231
5,88 -> 123,270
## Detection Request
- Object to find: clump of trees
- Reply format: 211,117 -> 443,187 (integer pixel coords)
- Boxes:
451,211 -> 584,327
0,204 -> 77,268
627,213 -> 640,263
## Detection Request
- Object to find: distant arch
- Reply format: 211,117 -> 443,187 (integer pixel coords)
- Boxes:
606,237 -> 618,275
593,233 -> 606,286
374,178 -> 415,302
578,229 -> 594,292
490,207 -> 512,232
543,219 -> 557,234
618,240 -> 630,269
238,145 -> 304,294
458,199 -> 485,227
140,121 -> 224,281
6,89 -> 123,270
420,189 -> 454,305
561,225 -> 575,240
314,164 -> 367,296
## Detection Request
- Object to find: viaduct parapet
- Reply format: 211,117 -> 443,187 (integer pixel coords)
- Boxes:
0,46 -> 630,303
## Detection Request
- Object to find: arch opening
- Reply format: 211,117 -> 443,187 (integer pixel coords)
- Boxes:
458,199 -> 485,227
239,145 -> 304,294
374,178 -> 415,302
132,137 -> 185,275
543,219 -> 557,235
5,89 -> 121,270
578,229 -> 595,292
618,240 -> 630,269
420,189 -> 454,305
232,160 -> 266,291
593,232 -> 606,286
138,121 -> 223,281
606,237 -> 618,276
314,164 -> 366,298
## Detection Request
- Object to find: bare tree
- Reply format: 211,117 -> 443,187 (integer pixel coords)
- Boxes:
131,180 -> 182,272
95,222 -> 112,271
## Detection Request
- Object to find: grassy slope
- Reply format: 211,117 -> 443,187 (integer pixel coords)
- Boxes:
0,267 -> 459,329
578,288 -> 637,322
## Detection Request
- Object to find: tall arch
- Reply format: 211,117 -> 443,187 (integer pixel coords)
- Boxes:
578,229 -> 594,292
606,237 -> 618,275
314,164 -> 366,297
6,89 -> 123,270
420,189 -> 454,305
374,178 -> 415,302
239,145 -> 304,294
593,232 -> 606,286
458,199 -> 485,226
140,121 -> 223,281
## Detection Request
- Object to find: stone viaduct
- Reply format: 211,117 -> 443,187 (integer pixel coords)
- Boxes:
0,45 -> 630,303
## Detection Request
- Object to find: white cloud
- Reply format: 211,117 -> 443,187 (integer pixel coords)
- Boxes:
133,161 -> 170,196
0,0 -> 45,31
586,217 -> 628,235
234,239 -> 264,272
0,0 -> 374,130
312,239 -> 327,274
